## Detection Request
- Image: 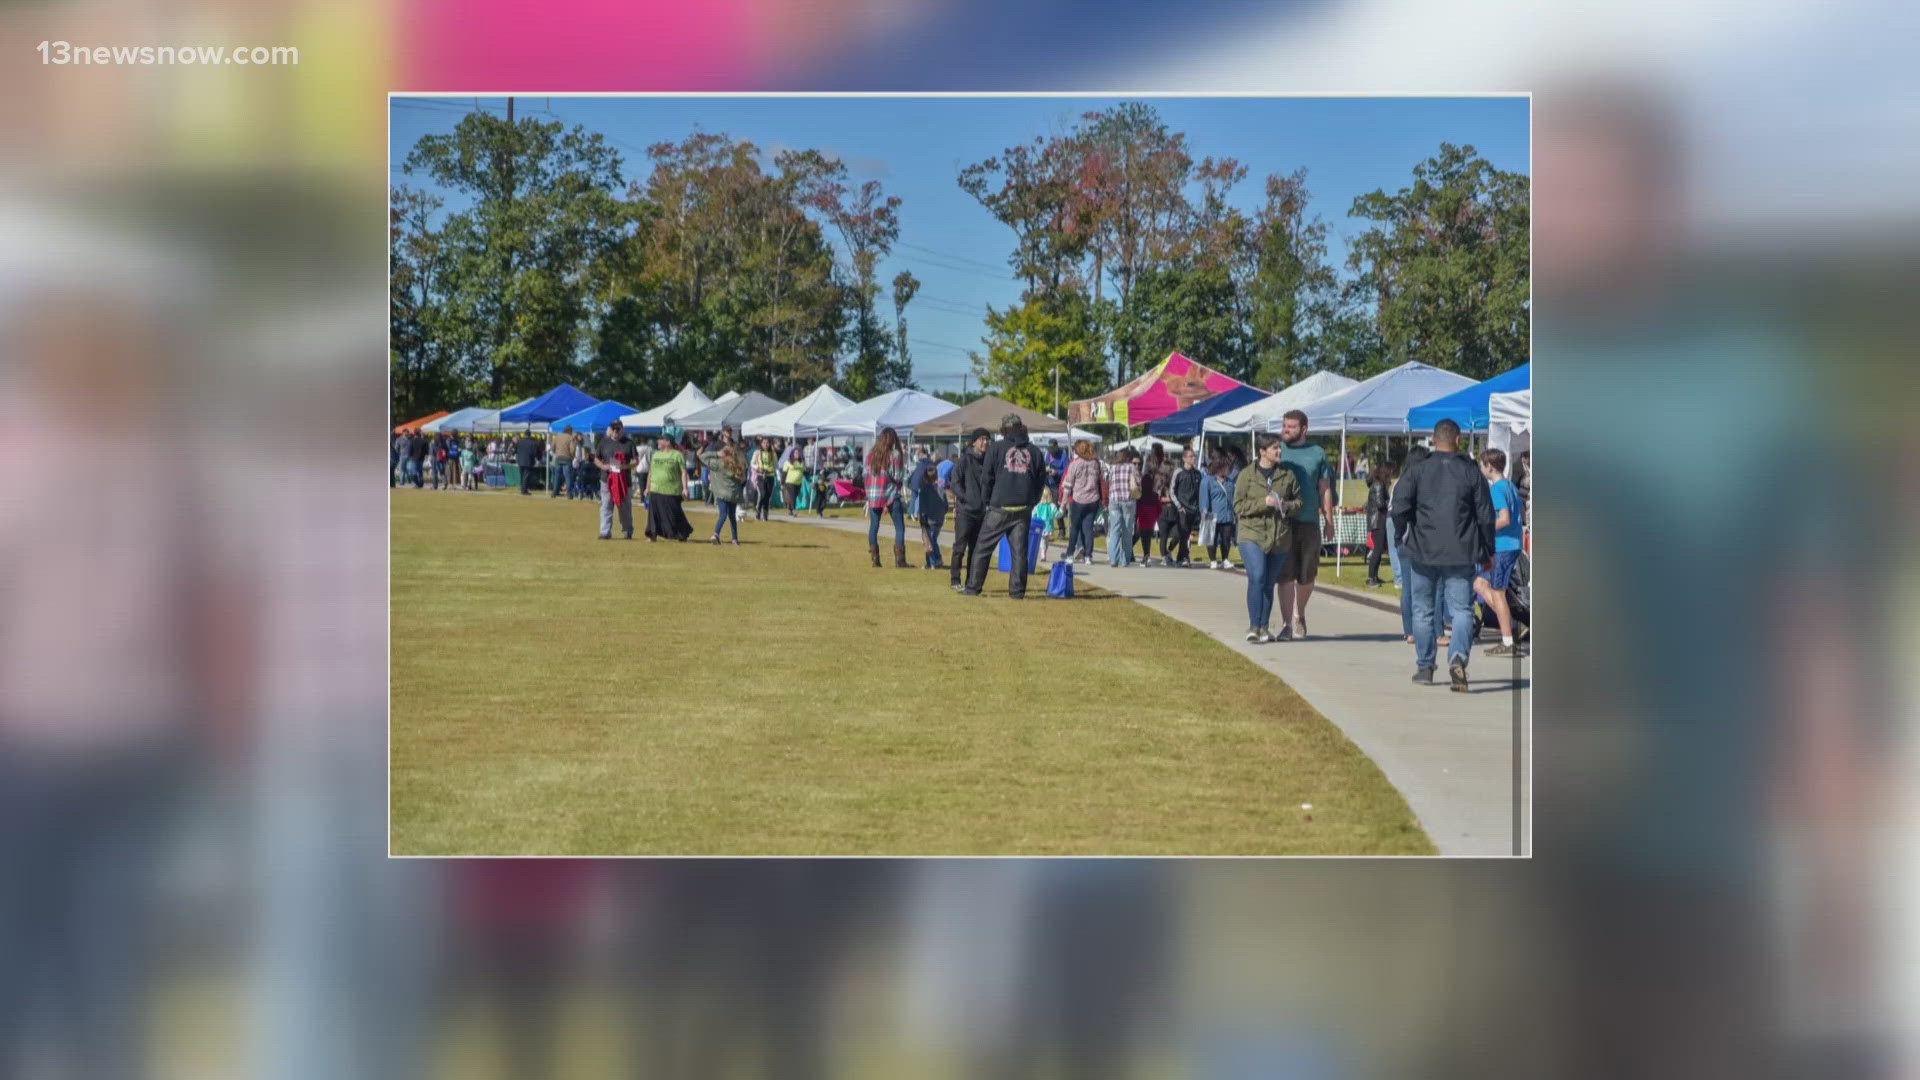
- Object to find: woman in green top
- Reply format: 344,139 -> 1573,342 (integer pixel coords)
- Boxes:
643,432 -> 696,542
1232,433 -> 1304,643
701,442 -> 747,545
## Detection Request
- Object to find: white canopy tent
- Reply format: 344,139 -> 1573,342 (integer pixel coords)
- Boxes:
741,384 -> 856,439
1286,361 -> 1478,435
796,387 -> 956,439
1488,388 -> 1531,457
421,406 -> 489,433
618,382 -> 712,431
1270,361 -> 1477,575
672,391 -> 787,433
1065,426 -> 1107,445
1202,370 -> 1357,434
1112,434 -> 1186,455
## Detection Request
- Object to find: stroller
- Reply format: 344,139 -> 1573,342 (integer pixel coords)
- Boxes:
1471,549 -> 1530,644
829,476 -> 864,509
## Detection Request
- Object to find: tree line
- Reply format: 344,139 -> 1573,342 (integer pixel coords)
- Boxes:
963,103 -> 1529,414
391,103 -> 1527,422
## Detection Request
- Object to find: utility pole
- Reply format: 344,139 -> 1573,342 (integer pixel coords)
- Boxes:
1053,366 -> 1061,418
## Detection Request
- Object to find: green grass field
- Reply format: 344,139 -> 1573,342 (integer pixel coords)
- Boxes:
391,490 -> 1431,855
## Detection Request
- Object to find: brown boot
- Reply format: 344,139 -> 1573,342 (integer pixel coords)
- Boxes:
870,544 -> 882,568
893,542 -> 910,568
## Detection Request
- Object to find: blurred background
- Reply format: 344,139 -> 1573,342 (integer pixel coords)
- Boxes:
2,0 -> 1915,1076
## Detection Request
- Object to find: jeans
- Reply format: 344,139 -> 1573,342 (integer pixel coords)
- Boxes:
950,506 -> 983,585
1161,508 -> 1192,563
599,479 -> 632,538
1387,528 -> 1435,640
404,458 -> 423,487
712,499 -> 738,541
431,459 -> 444,489
920,512 -> 945,566
552,462 -> 572,497
1405,559 -> 1475,671
968,506 -> 1034,596
1237,542 -> 1287,630
867,500 -> 905,547
1107,499 -> 1136,565
1068,500 -> 1100,560
1207,521 -> 1237,563
390,448 -> 399,486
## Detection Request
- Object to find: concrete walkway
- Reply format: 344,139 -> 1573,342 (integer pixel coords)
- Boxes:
710,503 -> 1528,856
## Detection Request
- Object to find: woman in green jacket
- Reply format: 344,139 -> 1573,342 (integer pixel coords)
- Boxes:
1233,433 -> 1305,642
702,443 -> 747,545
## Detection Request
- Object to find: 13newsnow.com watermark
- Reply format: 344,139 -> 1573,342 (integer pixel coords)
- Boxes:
36,41 -> 298,66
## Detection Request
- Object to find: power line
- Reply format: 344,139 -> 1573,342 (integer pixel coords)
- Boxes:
897,241 -> 1007,273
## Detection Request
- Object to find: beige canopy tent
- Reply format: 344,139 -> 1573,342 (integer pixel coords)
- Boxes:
914,395 -> 1070,440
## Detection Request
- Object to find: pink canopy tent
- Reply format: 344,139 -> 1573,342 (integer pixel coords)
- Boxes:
1067,351 -> 1246,428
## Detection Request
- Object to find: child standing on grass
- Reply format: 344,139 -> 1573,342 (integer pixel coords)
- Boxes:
1031,486 -> 1059,564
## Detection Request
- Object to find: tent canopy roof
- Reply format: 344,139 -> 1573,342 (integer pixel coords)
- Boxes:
1489,388 -> 1530,433
1405,362 -> 1530,433
1067,351 -> 1247,427
546,400 -> 638,435
1278,361 -> 1477,434
394,409 -> 447,433
619,382 -> 712,431
915,395 -> 1070,439
1147,385 -> 1269,436
1202,371 -> 1358,434
500,383 -> 597,424
421,406 -> 489,433
797,387 -> 955,438
673,391 -> 787,432
741,384 -> 857,438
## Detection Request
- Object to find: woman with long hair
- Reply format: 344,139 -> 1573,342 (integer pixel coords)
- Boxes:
1135,446 -> 1164,564
1059,439 -> 1105,564
702,441 -> 747,545
1233,433 -> 1304,642
1200,451 -> 1239,569
1364,461 -> 1396,587
865,427 -> 910,568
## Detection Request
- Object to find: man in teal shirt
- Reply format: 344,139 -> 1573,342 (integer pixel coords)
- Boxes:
1275,409 -> 1336,640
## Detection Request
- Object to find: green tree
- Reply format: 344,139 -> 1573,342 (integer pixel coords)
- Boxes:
970,290 -> 1106,415
1346,143 -> 1529,380
1126,264 -> 1251,383
888,270 -> 920,391
401,111 -> 626,401
1245,170 -> 1337,388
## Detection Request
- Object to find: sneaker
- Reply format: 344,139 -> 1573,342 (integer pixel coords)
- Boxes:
1295,616 -> 1308,639
1255,628 -> 1275,644
951,583 -> 964,593
1245,628 -> 1261,643
1274,625 -> 1294,642
1449,660 -> 1469,692
1208,560 -> 1219,569
1412,667 -> 1435,685
1486,642 -> 1517,657
959,588 -> 983,597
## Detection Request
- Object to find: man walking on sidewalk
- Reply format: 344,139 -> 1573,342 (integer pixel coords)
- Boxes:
962,416 -> 1048,599
1275,409 -> 1335,638
1390,418 -> 1495,690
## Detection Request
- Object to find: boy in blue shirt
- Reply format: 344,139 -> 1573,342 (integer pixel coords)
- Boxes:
1473,448 -> 1526,655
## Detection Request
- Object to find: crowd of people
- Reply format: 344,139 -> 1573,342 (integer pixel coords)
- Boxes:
395,408 -> 1529,689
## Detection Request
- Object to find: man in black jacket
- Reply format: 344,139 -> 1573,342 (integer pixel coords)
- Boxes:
947,427 -> 992,592
514,433 -> 542,495
1161,446 -> 1203,567
963,416 -> 1050,599
1390,418 -> 1495,690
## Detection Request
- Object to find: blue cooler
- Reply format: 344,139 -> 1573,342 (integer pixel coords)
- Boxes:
996,516 -> 1046,571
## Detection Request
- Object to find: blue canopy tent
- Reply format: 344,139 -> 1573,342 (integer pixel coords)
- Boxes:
1405,362 -> 1531,433
500,383 -> 597,424
545,400 -> 638,435
1146,385 -> 1270,437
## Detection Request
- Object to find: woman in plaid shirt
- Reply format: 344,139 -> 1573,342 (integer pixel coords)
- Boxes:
865,427 -> 911,568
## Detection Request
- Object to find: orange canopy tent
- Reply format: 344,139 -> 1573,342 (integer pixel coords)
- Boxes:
1067,351 -> 1246,428
393,410 -> 448,434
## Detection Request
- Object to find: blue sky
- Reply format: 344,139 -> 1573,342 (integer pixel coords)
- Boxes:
391,95 -> 1527,393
